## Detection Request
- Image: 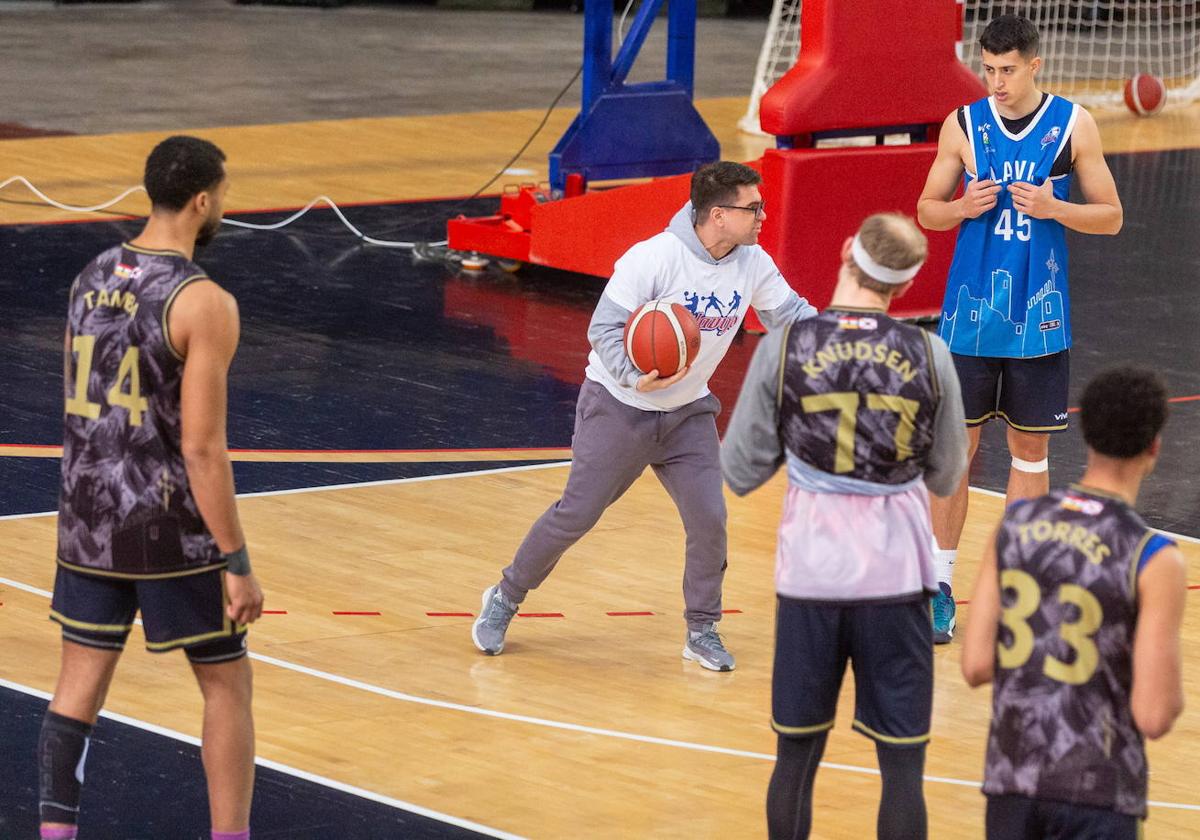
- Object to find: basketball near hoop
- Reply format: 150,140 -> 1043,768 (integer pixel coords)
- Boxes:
623,300 -> 700,377
1124,74 -> 1166,116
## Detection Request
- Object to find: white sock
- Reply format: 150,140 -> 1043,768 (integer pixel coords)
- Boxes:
935,549 -> 957,589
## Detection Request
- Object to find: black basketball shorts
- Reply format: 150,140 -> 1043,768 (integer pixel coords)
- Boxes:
953,350 -> 1070,432
772,595 -> 933,746
50,564 -> 247,663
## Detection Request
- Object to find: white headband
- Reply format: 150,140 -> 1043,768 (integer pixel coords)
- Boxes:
850,234 -> 924,285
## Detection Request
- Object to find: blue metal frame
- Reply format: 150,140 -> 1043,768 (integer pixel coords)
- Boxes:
548,0 -> 719,193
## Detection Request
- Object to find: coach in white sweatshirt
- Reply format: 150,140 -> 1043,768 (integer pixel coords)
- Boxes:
472,161 -> 816,671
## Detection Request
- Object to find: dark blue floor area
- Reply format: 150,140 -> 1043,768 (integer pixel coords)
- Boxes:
1,198 -> 588,454
0,685 -> 493,839
2,158 -> 1199,534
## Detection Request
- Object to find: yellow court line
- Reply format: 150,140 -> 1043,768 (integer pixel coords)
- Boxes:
0,445 -> 571,463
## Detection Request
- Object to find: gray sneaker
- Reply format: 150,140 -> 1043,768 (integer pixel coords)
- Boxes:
682,624 -> 735,671
472,584 -> 518,655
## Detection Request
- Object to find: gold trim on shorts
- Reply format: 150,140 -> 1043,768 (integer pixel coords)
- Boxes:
852,718 -> 930,745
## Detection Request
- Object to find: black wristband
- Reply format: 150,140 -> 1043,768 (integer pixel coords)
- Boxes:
222,545 -> 252,576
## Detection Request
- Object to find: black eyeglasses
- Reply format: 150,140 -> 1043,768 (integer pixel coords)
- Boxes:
718,201 -> 766,218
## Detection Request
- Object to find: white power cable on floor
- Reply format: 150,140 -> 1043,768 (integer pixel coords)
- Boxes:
0,175 -> 148,214
0,176 -> 446,249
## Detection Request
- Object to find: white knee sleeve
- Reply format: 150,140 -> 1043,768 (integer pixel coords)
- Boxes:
1011,456 -> 1048,473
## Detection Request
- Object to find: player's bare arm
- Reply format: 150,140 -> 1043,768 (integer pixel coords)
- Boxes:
918,110 -> 1001,231
961,527 -> 1003,687
171,279 -> 264,625
1008,108 -> 1123,234
1130,544 -> 1187,739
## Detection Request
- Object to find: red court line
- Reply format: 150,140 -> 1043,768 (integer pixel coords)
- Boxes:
427,612 -> 473,617
518,612 -> 564,618
5,191 -> 501,229
332,611 -> 382,616
10,395 -> 1200,457
721,609 -> 743,615
607,611 -> 655,617
223,191 -> 498,217
262,610 -> 288,615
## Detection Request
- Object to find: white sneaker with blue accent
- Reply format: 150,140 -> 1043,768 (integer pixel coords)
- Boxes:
472,584 -> 518,655
683,623 -> 735,671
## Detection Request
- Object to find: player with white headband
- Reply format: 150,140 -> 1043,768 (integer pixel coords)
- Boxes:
722,213 -> 967,839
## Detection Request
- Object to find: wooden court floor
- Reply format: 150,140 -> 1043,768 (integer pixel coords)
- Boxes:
2,99 -> 1199,838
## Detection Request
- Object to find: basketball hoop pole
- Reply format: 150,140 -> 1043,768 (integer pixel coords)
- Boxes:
547,0 -> 719,193
446,0 -> 720,274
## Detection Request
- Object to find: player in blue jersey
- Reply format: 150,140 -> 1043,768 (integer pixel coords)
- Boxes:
962,367 -> 1185,838
917,14 -> 1123,643
38,137 -> 263,840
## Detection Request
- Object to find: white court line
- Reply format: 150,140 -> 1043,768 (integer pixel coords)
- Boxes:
0,460 -> 572,522
2,575 -> 1198,811
0,509 -> 56,521
235,459 -> 570,500
0,676 -> 526,840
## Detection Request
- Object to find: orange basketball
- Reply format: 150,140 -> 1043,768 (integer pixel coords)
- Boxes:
623,300 -> 701,377
1124,73 -> 1166,117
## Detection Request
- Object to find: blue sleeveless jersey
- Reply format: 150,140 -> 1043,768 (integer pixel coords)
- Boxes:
939,95 -> 1079,359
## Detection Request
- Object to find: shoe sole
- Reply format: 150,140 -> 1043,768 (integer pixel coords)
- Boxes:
933,616 -> 956,645
682,645 -> 734,672
471,587 -> 504,655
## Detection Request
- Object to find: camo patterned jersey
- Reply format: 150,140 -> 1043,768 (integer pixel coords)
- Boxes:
984,485 -> 1174,817
58,243 -> 222,578
778,308 -> 939,484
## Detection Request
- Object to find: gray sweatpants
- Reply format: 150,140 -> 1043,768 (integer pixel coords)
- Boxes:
500,379 -> 727,631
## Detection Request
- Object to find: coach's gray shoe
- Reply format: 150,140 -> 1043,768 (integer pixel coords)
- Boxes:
683,624 -> 735,672
472,584 -> 518,655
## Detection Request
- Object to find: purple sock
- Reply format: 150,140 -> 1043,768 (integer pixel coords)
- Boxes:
40,828 -> 78,840
212,831 -> 249,840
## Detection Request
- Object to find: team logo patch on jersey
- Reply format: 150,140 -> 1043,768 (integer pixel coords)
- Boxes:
1040,126 -> 1061,149
836,316 -> 877,330
1061,495 -> 1104,516
114,263 -> 143,281
683,289 -> 741,336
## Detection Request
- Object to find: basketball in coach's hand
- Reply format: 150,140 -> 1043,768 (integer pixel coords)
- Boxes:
623,300 -> 701,377
1124,73 -> 1166,116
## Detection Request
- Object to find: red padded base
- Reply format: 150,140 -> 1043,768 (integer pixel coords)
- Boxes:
758,144 -> 956,318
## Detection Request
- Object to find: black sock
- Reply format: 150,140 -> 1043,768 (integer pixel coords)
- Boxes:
38,710 -> 93,826
875,742 -> 927,840
766,733 -> 827,840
